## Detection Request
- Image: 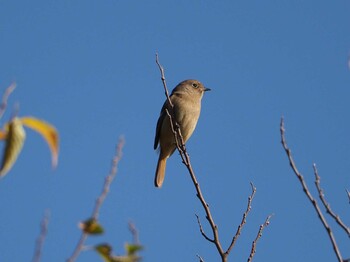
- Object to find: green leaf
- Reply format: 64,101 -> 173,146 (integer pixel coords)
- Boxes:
125,243 -> 143,256
79,218 -> 104,235
95,243 -> 113,262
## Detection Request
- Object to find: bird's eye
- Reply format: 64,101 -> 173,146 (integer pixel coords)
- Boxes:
192,83 -> 198,88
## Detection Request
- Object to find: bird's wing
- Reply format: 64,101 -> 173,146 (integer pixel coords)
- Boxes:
154,100 -> 168,150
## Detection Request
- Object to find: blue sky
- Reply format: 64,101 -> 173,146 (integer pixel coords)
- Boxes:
0,1 -> 349,261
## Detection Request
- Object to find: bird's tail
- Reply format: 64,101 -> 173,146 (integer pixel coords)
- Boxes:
155,156 -> 167,188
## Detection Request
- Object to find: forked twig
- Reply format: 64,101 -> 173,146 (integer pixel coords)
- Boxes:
280,117 -> 344,262
67,137 -> 125,262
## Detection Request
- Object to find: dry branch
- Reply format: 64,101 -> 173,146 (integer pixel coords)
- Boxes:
67,137 -> 125,262
280,117 -> 344,262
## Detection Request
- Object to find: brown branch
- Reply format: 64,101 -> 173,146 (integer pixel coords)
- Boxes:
67,137 -> 125,262
313,164 -> 350,237
32,210 -> 50,262
247,214 -> 272,262
225,183 -> 256,255
155,54 -> 225,261
0,82 -> 16,120
280,117 -> 343,262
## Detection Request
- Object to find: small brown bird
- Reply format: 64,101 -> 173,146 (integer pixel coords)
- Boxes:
154,79 -> 210,187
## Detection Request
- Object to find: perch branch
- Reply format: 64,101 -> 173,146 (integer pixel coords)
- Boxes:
156,54 -> 225,261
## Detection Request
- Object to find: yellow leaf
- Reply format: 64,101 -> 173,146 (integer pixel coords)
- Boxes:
20,116 -> 59,168
0,118 -> 26,177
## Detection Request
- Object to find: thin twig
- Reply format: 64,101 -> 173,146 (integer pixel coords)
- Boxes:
92,137 -> 125,220
280,117 -> 343,262
0,82 -> 16,120
196,254 -> 205,262
156,54 -> 225,261
32,210 -> 50,262
226,183 -> 256,255
128,221 -> 140,244
313,164 -> 350,237
67,137 -> 125,262
155,53 -> 172,107
195,214 -> 214,242
346,189 -> 350,204
247,214 -> 272,262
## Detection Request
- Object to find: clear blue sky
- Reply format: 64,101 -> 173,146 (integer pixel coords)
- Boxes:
1,1 -> 349,261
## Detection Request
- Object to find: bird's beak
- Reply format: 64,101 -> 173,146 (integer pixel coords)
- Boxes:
204,87 -> 211,92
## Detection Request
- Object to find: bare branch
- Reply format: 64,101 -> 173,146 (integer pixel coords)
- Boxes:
32,210 -> 50,262
156,54 -> 225,261
280,117 -> 344,262
226,182 -> 257,255
313,164 -> 350,237
0,82 -> 16,120
247,214 -> 273,262
67,137 -> 125,262
346,189 -> 350,204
